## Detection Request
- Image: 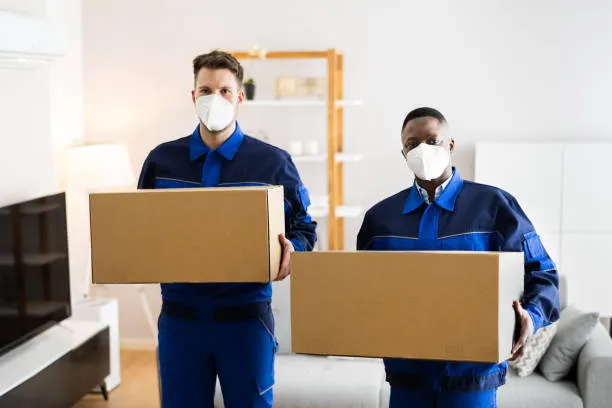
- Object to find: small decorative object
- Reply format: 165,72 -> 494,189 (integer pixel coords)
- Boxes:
244,78 -> 256,100
288,140 -> 304,156
304,140 -> 319,155
242,44 -> 267,101
275,77 -> 326,99
248,43 -> 267,59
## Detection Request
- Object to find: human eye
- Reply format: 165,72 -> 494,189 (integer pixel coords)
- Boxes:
406,140 -> 420,150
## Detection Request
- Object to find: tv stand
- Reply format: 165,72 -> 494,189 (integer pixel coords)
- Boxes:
0,318 -> 110,407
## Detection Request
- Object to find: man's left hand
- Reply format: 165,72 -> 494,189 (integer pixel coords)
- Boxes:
275,233 -> 294,281
509,299 -> 534,361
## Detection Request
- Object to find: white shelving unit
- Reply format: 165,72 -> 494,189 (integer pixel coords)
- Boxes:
309,205 -> 363,219
308,195 -> 363,220
232,49 -> 363,249
292,154 -> 327,163
292,153 -> 364,164
335,153 -> 364,163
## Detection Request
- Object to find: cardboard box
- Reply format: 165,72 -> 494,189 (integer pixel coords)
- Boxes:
291,251 -> 524,363
89,186 -> 285,284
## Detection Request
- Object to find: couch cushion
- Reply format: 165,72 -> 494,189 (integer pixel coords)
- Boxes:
509,322 -> 558,377
540,305 -> 599,381
214,355 -> 386,408
499,370 -> 582,408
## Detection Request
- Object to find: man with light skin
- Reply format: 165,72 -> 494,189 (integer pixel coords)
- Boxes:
138,50 -> 317,408
357,107 -> 559,407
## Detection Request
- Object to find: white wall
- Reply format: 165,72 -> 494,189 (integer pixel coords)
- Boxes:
0,0 -> 84,304
45,0 -> 87,306
0,0 -> 46,16
82,0 -> 612,343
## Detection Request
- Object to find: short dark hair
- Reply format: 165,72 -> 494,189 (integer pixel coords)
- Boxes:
402,107 -> 447,131
192,50 -> 244,86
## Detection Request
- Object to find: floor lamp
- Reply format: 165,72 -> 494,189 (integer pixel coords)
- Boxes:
62,143 -> 158,342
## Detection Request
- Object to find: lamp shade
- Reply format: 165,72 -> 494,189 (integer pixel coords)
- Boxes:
62,143 -> 136,191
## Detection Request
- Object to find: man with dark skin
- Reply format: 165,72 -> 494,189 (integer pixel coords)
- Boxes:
357,107 -> 560,407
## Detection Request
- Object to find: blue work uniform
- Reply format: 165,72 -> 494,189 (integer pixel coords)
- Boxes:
138,122 -> 317,408
357,168 -> 559,408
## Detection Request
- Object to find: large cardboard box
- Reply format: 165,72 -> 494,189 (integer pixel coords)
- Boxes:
291,251 -> 524,363
89,186 -> 285,284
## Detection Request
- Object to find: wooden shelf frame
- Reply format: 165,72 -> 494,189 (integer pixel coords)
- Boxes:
230,49 -> 349,250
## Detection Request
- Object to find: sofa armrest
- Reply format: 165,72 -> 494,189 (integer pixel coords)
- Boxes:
577,322 -> 612,408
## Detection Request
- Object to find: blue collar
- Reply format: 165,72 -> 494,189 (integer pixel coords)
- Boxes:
402,168 -> 463,214
189,121 -> 244,162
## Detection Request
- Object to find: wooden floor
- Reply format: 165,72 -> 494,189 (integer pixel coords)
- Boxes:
73,350 -> 160,408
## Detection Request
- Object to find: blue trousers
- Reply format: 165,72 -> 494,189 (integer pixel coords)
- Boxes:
157,301 -> 276,408
389,387 -> 497,408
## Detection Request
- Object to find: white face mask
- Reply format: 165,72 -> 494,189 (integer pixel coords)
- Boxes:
405,143 -> 451,181
195,94 -> 236,132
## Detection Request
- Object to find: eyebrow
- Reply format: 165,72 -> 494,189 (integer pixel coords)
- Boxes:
405,132 -> 439,139
198,85 -> 233,90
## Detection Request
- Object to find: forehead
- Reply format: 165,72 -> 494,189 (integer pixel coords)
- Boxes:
402,117 -> 445,140
195,68 -> 238,88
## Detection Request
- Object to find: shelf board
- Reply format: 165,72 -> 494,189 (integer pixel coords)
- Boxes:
242,99 -> 362,107
232,50 -> 330,59
0,203 -> 62,216
292,154 -> 327,163
335,153 -> 364,163
292,153 -> 363,163
336,206 -> 364,218
20,203 -> 62,215
308,205 -> 363,219
0,301 -> 69,317
0,253 -> 67,267
309,206 -> 329,218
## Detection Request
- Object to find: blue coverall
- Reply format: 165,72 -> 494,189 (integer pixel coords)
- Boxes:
138,122 -> 317,408
357,168 -> 560,408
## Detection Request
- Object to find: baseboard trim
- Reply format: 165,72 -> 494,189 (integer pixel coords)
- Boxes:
120,338 -> 157,350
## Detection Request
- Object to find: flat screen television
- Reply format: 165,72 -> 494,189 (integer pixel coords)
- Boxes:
0,192 -> 71,356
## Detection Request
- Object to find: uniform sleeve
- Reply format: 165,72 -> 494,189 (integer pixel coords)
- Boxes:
137,152 -> 156,189
356,210 -> 373,250
497,192 -> 560,333
275,156 -> 317,252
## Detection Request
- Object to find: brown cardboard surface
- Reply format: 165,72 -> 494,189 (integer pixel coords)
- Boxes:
89,186 -> 285,284
266,186 -> 285,281
291,251 -> 524,363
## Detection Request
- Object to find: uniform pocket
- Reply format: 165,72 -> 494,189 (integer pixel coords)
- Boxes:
298,184 -> 312,208
257,309 -> 278,352
256,369 -> 275,397
523,231 -> 546,260
255,310 -> 276,400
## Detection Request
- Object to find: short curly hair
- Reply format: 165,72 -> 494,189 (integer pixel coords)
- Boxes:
402,107 -> 447,131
